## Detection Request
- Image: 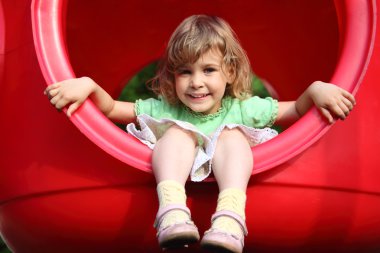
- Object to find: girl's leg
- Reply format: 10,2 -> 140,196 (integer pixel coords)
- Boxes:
152,125 -> 199,247
152,125 -> 197,185
203,128 -> 252,250
212,128 -> 253,192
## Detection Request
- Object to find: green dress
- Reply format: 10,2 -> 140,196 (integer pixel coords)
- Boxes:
127,96 -> 278,181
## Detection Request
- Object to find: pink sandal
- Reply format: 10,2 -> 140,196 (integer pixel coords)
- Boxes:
154,204 -> 200,249
200,210 -> 248,253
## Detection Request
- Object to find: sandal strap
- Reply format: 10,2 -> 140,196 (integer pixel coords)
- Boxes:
154,204 -> 191,229
211,210 -> 248,236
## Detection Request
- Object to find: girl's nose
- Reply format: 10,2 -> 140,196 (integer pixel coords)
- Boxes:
190,73 -> 204,88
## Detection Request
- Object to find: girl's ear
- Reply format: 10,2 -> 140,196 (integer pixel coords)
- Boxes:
226,66 -> 236,84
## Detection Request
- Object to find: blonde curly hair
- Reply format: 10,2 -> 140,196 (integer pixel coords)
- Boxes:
150,15 -> 252,104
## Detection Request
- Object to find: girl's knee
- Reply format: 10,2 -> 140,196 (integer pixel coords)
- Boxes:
218,128 -> 248,144
213,128 -> 254,174
163,125 -> 198,145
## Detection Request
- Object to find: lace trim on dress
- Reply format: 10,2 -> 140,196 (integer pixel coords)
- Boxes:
134,99 -> 142,116
183,102 -> 226,121
267,99 -> 279,127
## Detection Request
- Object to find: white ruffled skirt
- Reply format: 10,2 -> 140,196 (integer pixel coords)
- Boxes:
126,114 -> 278,182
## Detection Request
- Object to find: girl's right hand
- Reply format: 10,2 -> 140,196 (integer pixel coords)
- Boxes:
44,77 -> 95,117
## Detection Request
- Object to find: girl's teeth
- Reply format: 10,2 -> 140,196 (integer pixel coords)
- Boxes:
191,94 -> 206,98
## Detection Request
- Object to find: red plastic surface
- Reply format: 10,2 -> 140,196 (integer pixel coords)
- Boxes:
1,0 -> 380,252
31,0 -> 372,175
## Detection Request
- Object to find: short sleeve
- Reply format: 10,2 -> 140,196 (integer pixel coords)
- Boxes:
240,96 -> 279,128
134,98 -> 159,116
134,97 -> 180,119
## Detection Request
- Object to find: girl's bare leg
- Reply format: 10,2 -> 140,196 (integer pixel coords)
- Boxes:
209,128 -> 253,239
152,125 -> 197,185
212,128 -> 253,192
152,125 -> 198,236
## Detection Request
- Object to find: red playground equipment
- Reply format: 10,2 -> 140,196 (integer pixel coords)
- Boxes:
1,0 -> 380,252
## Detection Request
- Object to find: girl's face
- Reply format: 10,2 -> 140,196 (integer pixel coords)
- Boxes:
174,49 -> 231,115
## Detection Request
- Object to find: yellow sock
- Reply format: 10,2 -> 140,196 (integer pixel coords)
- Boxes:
157,180 -> 189,228
212,188 -> 246,237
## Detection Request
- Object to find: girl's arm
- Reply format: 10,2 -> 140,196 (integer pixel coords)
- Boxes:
44,77 -> 136,124
275,81 -> 356,127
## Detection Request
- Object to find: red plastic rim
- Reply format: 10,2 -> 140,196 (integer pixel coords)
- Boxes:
31,0 -> 376,175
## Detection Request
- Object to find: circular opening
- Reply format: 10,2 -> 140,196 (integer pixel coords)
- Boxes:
32,0 -> 375,175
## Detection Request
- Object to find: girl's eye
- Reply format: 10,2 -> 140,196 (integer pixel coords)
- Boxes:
204,68 -> 216,74
178,69 -> 191,75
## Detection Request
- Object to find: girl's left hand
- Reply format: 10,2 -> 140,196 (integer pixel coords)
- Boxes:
309,81 -> 356,123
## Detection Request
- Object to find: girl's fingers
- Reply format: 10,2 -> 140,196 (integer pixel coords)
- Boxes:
326,90 -> 355,120
49,89 -> 60,99
314,84 -> 355,124
50,92 -> 69,111
44,83 -> 60,93
337,101 -> 350,118
55,97 -> 71,110
342,89 -> 356,105
45,86 -> 60,100
49,93 -> 61,106
67,101 -> 81,117
319,107 -> 334,124
342,96 -> 355,112
44,80 -> 85,115
328,104 -> 345,120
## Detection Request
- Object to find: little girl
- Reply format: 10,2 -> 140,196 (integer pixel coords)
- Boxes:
45,15 -> 355,253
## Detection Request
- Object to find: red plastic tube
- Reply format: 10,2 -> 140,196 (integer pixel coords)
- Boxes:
31,0 -> 376,175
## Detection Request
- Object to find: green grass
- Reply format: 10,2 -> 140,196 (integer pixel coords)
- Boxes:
118,62 -> 157,102
0,237 -> 11,253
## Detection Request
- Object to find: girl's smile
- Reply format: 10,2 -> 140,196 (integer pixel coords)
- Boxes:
188,93 -> 209,98
174,49 -> 231,115
186,93 -> 211,101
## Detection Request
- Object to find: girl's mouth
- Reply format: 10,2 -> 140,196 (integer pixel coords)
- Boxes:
188,93 -> 210,99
